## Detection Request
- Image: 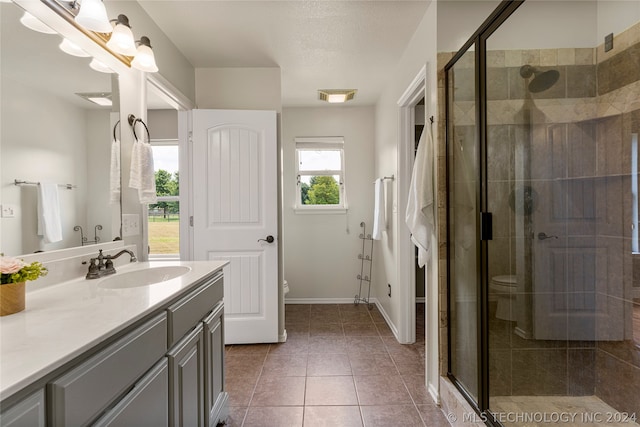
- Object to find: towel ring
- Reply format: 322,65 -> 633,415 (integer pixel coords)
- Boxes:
112,120 -> 121,142
132,118 -> 151,143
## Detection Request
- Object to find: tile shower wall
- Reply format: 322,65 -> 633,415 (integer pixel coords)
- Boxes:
438,20 -> 640,413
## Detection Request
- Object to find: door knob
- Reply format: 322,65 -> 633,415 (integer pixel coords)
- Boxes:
537,232 -> 558,240
258,235 -> 275,243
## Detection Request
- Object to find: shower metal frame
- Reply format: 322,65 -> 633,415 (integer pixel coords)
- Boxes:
444,1 -> 525,425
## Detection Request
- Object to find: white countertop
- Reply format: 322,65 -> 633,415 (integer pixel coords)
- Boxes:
0,260 -> 227,401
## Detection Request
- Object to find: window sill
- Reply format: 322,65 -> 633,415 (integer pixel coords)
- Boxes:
294,207 -> 348,215
149,254 -> 181,261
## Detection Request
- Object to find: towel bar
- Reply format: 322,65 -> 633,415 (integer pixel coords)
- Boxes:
14,179 -> 76,189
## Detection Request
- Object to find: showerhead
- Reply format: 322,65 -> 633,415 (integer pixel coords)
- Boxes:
519,64 -> 559,93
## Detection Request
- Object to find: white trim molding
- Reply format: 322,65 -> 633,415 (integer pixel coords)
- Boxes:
396,63 -> 428,345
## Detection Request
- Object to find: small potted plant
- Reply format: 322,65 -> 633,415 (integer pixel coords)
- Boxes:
0,255 -> 48,316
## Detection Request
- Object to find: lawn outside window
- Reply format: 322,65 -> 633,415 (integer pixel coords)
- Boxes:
295,136 -> 347,214
148,140 -> 180,259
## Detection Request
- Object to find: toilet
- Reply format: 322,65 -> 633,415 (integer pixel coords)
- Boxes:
283,280 -> 290,296
489,275 -> 517,321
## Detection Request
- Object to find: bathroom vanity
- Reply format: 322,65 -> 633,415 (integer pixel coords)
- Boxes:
0,260 -> 228,427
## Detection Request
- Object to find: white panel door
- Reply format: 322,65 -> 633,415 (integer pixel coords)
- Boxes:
532,123 -> 624,341
192,109 -> 278,344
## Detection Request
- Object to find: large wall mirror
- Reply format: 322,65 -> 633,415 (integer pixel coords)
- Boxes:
1,1 -> 122,256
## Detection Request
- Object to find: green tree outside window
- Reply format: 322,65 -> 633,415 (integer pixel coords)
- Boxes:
305,176 -> 339,205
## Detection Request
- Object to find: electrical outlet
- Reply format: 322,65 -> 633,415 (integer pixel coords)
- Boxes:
1,204 -> 16,218
122,214 -> 140,237
388,283 -> 392,297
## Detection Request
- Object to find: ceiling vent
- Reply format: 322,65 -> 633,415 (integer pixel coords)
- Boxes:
318,89 -> 357,103
75,92 -> 112,106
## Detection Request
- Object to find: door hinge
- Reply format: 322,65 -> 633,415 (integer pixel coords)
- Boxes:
188,131 -> 193,144
189,216 -> 194,227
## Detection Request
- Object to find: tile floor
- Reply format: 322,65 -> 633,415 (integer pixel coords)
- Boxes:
223,303 -> 451,426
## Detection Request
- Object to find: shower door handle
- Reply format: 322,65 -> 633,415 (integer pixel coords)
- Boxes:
537,232 -> 558,240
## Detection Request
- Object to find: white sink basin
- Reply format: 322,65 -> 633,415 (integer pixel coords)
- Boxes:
98,266 -> 192,289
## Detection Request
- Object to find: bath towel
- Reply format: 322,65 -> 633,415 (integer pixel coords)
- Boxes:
372,178 -> 385,240
110,139 -> 121,204
129,140 -> 157,204
405,127 -> 434,268
37,182 -> 63,243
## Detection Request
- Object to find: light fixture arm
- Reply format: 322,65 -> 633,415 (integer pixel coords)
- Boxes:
137,36 -> 152,48
111,14 -> 132,29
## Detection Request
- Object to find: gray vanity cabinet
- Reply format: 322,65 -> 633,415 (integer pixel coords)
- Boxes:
203,302 -> 226,427
92,358 -> 169,427
168,324 -> 204,427
48,313 -> 168,427
0,268 -> 227,427
0,389 -> 46,427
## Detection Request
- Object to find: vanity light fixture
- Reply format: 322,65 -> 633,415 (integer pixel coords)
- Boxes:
59,38 -> 91,57
20,11 -> 57,34
105,14 -> 136,56
318,89 -> 357,103
74,0 -> 112,34
89,58 -> 114,73
131,36 -> 158,73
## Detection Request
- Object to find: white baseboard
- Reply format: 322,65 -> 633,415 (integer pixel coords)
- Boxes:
416,297 -> 426,303
373,300 -> 400,341
428,383 -> 440,405
285,297 -> 365,304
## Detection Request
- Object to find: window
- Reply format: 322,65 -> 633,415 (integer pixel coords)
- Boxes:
295,137 -> 347,212
148,140 -> 180,259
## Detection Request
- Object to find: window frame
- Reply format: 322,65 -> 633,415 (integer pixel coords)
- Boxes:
294,136 -> 348,214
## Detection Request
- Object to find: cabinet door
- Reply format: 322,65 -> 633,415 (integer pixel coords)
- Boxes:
93,359 -> 169,427
203,303 -> 228,427
168,324 -> 204,427
0,389 -> 45,427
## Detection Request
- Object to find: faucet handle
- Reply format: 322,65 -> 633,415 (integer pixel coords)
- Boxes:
97,249 -> 105,269
86,259 -> 100,279
104,258 -> 116,275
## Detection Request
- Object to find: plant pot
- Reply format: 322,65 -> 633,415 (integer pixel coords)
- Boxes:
0,281 -> 26,316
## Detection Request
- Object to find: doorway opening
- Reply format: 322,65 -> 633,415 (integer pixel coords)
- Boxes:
397,64 -> 439,402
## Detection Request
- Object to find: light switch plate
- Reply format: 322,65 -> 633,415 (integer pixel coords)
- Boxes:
1,204 -> 16,218
122,214 -> 140,237
604,33 -> 614,52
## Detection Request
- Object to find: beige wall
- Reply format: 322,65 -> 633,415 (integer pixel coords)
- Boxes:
282,106 -> 375,300
110,1 -> 196,103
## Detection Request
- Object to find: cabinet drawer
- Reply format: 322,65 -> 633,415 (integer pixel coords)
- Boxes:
167,272 -> 223,346
49,313 -> 167,427
93,359 -> 169,427
0,389 -> 45,427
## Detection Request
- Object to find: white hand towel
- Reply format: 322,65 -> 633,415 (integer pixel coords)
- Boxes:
372,178 -> 385,240
405,127 -> 435,268
110,139 -> 121,204
129,141 -> 157,204
37,182 -> 63,243
129,140 -> 142,190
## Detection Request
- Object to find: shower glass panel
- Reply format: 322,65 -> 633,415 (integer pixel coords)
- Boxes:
485,0 -> 640,423
447,47 -> 479,401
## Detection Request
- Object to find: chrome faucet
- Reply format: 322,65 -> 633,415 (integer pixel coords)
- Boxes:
86,249 -> 137,279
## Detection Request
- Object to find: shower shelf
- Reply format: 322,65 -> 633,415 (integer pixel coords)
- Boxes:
354,221 -> 374,309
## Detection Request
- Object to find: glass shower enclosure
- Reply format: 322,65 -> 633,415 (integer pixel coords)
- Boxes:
446,0 -> 640,425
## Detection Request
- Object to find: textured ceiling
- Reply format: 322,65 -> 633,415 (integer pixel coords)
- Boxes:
138,1 -> 431,106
